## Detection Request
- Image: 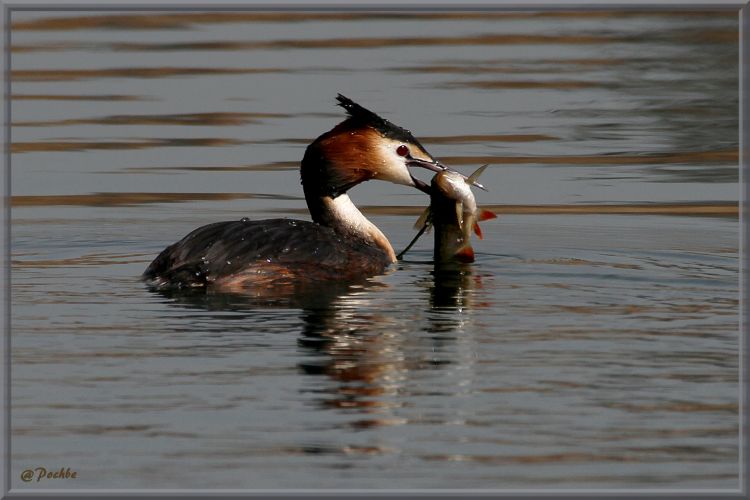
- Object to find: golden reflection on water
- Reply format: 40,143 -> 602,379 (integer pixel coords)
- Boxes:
421,133 -> 559,143
11,252 -> 151,268
122,161 -> 300,174
11,138 -> 244,154
12,22 -> 736,55
12,67 -> 290,82
526,257 -> 642,270
439,149 -> 738,166
602,401 -> 738,414
9,194 -> 738,217
294,202 -> 738,218
449,79 -> 612,90
11,93 -> 147,101
11,10 -> 735,32
13,112 -> 290,127
11,192 -> 301,207
10,33 -> 635,56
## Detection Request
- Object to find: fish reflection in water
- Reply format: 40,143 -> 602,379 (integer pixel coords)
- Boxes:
301,264 -> 485,426
429,263 -> 478,313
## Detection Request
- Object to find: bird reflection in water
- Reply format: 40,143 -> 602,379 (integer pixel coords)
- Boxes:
147,259 -> 481,433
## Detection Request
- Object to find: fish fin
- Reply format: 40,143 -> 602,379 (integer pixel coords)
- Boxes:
455,203 -> 464,228
454,245 -> 475,263
473,222 -> 483,240
414,206 -> 432,230
479,209 -> 497,221
466,164 -> 489,184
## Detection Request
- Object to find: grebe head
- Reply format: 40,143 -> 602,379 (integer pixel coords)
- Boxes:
301,94 -> 451,198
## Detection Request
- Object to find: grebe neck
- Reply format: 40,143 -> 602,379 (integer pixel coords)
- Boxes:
306,193 -> 396,262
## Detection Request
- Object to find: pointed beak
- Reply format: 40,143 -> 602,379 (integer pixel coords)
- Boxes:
406,157 -> 487,191
406,156 -> 450,175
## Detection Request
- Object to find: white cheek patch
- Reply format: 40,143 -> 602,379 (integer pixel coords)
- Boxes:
374,141 -> 416,186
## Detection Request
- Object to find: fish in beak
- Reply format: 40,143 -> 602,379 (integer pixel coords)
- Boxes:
399,164 -> 496,263
407,156 -> 487,192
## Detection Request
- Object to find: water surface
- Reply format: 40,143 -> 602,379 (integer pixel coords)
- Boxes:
10,9 -> 739,491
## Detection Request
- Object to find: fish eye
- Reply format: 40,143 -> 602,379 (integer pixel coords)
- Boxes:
396,145 -> 409,157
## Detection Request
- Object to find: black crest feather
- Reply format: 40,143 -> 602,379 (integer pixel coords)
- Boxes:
336,94 -> 388,128
334,93 -> 424,147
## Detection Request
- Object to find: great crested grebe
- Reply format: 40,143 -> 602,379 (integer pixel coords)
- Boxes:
143,94 -> 454,290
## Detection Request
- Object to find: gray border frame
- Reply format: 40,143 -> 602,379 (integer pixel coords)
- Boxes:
1,2 -> 7,500
1,1 -> 748,499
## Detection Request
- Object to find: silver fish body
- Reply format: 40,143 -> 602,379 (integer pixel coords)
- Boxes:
427,165 -> 494,263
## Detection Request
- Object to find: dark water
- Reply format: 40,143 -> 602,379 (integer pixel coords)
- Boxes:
10,10 -> 739,490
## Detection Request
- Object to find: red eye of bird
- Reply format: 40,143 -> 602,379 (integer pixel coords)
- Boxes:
396,145 -> 409,157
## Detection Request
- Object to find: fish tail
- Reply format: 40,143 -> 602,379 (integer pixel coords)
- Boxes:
479,209 -> 497,221
454,244 -> 475,263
